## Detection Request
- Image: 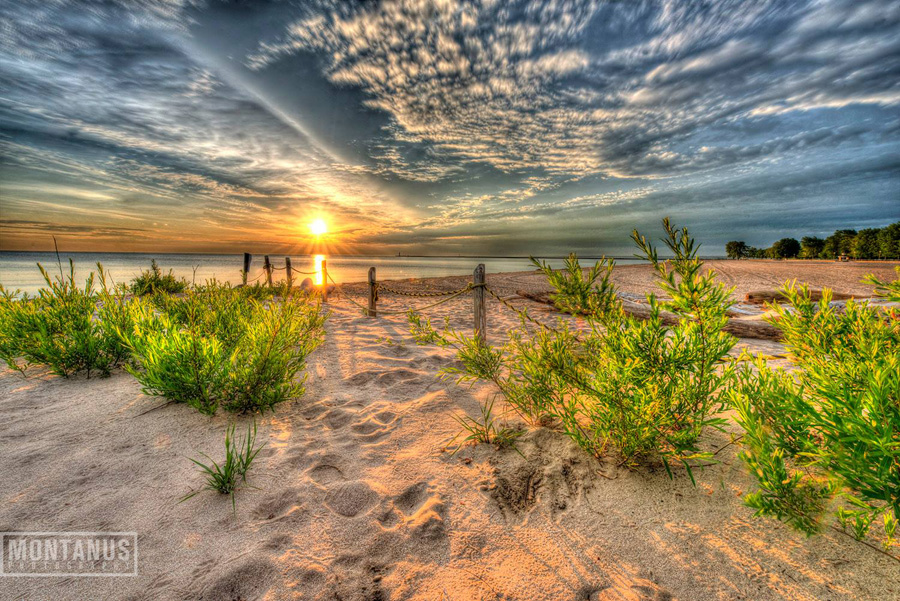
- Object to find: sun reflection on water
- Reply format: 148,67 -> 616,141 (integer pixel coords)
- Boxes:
314,254 -> 325,286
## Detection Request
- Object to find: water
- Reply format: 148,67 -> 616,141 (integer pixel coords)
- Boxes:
0,252 -> 643,296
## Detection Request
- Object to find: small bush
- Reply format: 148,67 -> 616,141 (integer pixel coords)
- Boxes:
0,287 -> 25,374
96,264 -> 135,368
119,301 -> 229,414
530,253 -> 616,315
863,266 -> 900,301
182,421 -> 265,512
730,278 -> 900,547
121,286 -> 326,414
130,260 -> 188,296
0,261 -> 126,377
411,219 -> 737,478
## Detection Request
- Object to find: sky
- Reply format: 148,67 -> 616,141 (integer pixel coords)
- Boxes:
1,0 -> 898,256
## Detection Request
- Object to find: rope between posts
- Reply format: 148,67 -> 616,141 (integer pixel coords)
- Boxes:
327,271 -> 482,315
376,282 -> 473,297
267,264 -> 319,275
372,285 -> 479,315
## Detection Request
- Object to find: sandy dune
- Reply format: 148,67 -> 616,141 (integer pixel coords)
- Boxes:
1,262 -> 898,600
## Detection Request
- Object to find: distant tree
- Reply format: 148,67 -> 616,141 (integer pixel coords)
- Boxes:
852,228 -> 880,259
725,240 -> 748,259
876,222 -> 900,259
799,236 -> 825,259
771,237 -> 801,259
745,246 -> 764,259
822,229 -> 857,259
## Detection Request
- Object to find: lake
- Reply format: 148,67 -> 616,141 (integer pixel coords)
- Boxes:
0,252 -> 644,296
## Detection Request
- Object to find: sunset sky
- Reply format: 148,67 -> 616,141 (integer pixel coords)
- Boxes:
1,0 -> 898,255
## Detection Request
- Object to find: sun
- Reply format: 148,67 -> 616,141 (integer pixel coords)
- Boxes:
309,219 -> 327,236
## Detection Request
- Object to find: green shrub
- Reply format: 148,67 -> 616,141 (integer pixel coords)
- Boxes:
130,259 -> 188,296
0,261 -> 126,377
863,266 -> 900,302
121,287 -> 326,414
530,253 -> 616,315
730,279 -> 900,547
96,264 -> 136,368
119,300 -> 229,414
0,286 -> 25,374
182,421 -> 265,512
411,219 -> 737,477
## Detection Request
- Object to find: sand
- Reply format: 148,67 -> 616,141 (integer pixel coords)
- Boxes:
0,260 -> 898,600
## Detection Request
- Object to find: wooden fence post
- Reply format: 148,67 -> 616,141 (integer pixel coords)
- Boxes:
263,255 -> 272,287
285,257 -> 293,289
321,259 -> 328,302
473,263 -> 486,343
367,267 -> 377,317
242,252 -> 251,286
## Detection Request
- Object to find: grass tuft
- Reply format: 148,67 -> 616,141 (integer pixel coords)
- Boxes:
182,422 -> 265,512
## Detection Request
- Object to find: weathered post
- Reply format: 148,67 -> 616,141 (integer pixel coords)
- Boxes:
367,267 -> 377,317
242,252 -> 251,286
321,259 -> 328,302
473,263 -> 486,343
285,257 -> 293,289
263,255 -> 273,287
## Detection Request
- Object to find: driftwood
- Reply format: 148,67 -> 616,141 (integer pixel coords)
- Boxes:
516,290 -> 783,341
744,289 -> 857,304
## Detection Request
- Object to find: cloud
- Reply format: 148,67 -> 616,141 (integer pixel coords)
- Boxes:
1,0 -> 897,254
243,0 -> 899,191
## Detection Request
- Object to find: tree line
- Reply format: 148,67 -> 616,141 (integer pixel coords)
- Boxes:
726,221 -> 900,260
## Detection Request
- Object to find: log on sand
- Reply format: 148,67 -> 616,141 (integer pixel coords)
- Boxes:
516,290 -> 783,341
744,289 -> 857,304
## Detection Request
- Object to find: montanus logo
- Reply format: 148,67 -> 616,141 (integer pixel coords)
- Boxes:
0,532 -> 137,577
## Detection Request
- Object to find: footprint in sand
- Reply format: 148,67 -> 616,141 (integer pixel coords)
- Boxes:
349,417 -> 391,442
381,481 -> 447,541
372,409 -> 397,423
322,407 -> 354,430
345,368 -> 421,388
308,463 -> 345,485
195,558 -> 276,601
324,480 -> 380,517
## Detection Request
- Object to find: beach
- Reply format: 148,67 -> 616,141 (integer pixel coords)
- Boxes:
1,260 -> 898,601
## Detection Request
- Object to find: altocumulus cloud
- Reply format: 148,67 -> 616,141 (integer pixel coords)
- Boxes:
0,0 -> 898,254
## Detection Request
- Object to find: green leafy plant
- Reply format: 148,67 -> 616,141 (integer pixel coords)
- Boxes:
130,259 -> 188,296
530,253 -> 616,315
0,286 -> 26,374
730,279 -> 900,549
863,266 -> 900,302
182,421 -> 265,512
121,286 -> 326,414
450,396 -> 523,454
0,261 -> 127,377
95,264 -> 137,368
119,299 -> 229,414
411,219 -> 737,479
